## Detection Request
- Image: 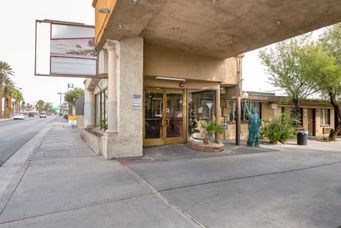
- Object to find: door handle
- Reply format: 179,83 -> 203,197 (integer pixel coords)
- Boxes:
166,118 -> 170,127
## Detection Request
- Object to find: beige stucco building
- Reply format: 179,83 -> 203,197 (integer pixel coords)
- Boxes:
80,0 -> 341,159
221,92 -> 335,141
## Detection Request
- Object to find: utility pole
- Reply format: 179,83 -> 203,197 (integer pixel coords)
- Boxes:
235,55 -> 244,146
57,92 -> 64,116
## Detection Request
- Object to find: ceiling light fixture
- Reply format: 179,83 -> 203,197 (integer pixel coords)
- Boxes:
276,20 -> 281,25
155,76 -> 186,82
131,0 -> 139,5
99,7 -> 110,14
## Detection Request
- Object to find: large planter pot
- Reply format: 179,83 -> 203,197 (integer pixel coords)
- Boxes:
203,135 -> 209,144
208,132 -> 215,143
215,132 -> 222,144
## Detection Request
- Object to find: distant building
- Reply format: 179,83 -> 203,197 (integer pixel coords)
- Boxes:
222,91 -> 335,140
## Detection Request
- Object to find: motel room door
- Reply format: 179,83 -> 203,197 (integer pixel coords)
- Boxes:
144,88 -> 186,146
308,108 -> 316,136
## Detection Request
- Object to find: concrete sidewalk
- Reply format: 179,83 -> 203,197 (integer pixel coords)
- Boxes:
1,119 -> 341,227
0,119 -> 198,228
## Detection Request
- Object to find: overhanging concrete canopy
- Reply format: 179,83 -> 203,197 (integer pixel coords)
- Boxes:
96,0 -> 341,58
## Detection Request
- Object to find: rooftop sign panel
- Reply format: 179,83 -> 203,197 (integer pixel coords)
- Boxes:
35,20 -> 97,78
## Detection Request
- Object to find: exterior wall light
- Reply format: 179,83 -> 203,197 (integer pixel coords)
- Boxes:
99,8 -> 110,14
155,76 -> 186,82
242,91 -> 249,99
132,0 -> 139,5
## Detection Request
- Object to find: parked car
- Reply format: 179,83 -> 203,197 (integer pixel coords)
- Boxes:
39,114 -> 47,118
28,112 -> 34,117
13,114 -> 25,120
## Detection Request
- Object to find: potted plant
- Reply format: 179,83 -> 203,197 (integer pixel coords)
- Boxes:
213,123 -> 225,143
200,121 -> 224,144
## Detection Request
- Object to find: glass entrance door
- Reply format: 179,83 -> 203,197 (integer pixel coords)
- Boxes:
144,89 -> 186,146
144,91 -> 164,146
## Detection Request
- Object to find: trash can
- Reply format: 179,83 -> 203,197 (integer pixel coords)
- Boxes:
297,131 -> 307,145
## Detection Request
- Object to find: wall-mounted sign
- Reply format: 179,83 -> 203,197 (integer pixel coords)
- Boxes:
132,94 -> 142,110
35,20 -> 97,78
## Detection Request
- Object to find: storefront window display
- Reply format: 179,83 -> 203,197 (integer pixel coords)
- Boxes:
188,90 -> 216,134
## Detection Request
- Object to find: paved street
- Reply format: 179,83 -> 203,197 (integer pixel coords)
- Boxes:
0,117 -> 54,166
0,118 -> 340,227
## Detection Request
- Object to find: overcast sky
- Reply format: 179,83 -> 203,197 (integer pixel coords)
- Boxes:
0,0 -> 326,107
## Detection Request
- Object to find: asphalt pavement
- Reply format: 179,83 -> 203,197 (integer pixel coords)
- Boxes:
0,116 -> 54,166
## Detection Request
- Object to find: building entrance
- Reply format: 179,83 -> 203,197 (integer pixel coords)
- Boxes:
308,108 -> 316,136
144,88 -> 186,146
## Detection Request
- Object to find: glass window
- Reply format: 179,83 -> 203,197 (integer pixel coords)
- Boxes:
227,100 -> 237,122
144,92 -> 163,139
94,88 -> 108,129
95,94 -> 100,126
222,100 -> 262,123
320,109 -> 330,126
188,90 -> 216,133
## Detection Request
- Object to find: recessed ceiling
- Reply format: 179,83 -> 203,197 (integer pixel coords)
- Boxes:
98,0 -> 341,58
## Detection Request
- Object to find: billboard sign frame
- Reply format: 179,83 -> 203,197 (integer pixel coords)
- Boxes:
34,19 -> 98,78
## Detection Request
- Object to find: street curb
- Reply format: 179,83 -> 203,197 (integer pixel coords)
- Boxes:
0,126 -> 50,216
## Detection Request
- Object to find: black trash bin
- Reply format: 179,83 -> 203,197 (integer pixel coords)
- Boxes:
297,131 -> 307,145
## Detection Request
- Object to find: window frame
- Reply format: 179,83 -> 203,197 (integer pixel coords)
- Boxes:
320,108 -> 331,126
221,99 -> 262,123
94,87 -> 108,129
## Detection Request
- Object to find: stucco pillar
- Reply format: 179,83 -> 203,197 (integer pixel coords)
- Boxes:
84,89 -> 94,128
105,41 -> 118,133
105,37 -> 144,159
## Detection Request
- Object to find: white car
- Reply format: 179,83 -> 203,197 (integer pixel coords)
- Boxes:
39,114 -> 47,118
13,114 -> 25,120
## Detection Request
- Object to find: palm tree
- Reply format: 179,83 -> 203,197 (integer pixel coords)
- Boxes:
12,89 -> 23,113
0,61 -> 14,119
3,79 -> 16,118
3,78 -> 17,118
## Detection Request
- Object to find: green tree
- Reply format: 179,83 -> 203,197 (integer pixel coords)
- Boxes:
317,23 -> 341,140
64,88 -> 84,115
259,36 -> 321,121
44,102 -> 53,114
36,100 -> 45,113
64,88 -> 84,105
0,61 -> 14,118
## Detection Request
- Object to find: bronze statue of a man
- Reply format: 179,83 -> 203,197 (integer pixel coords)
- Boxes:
245,106 -> 261,147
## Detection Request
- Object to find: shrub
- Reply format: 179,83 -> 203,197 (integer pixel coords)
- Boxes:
261,114 -> 297,144
99,118 -> 108,131
200,121 -> 225,144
